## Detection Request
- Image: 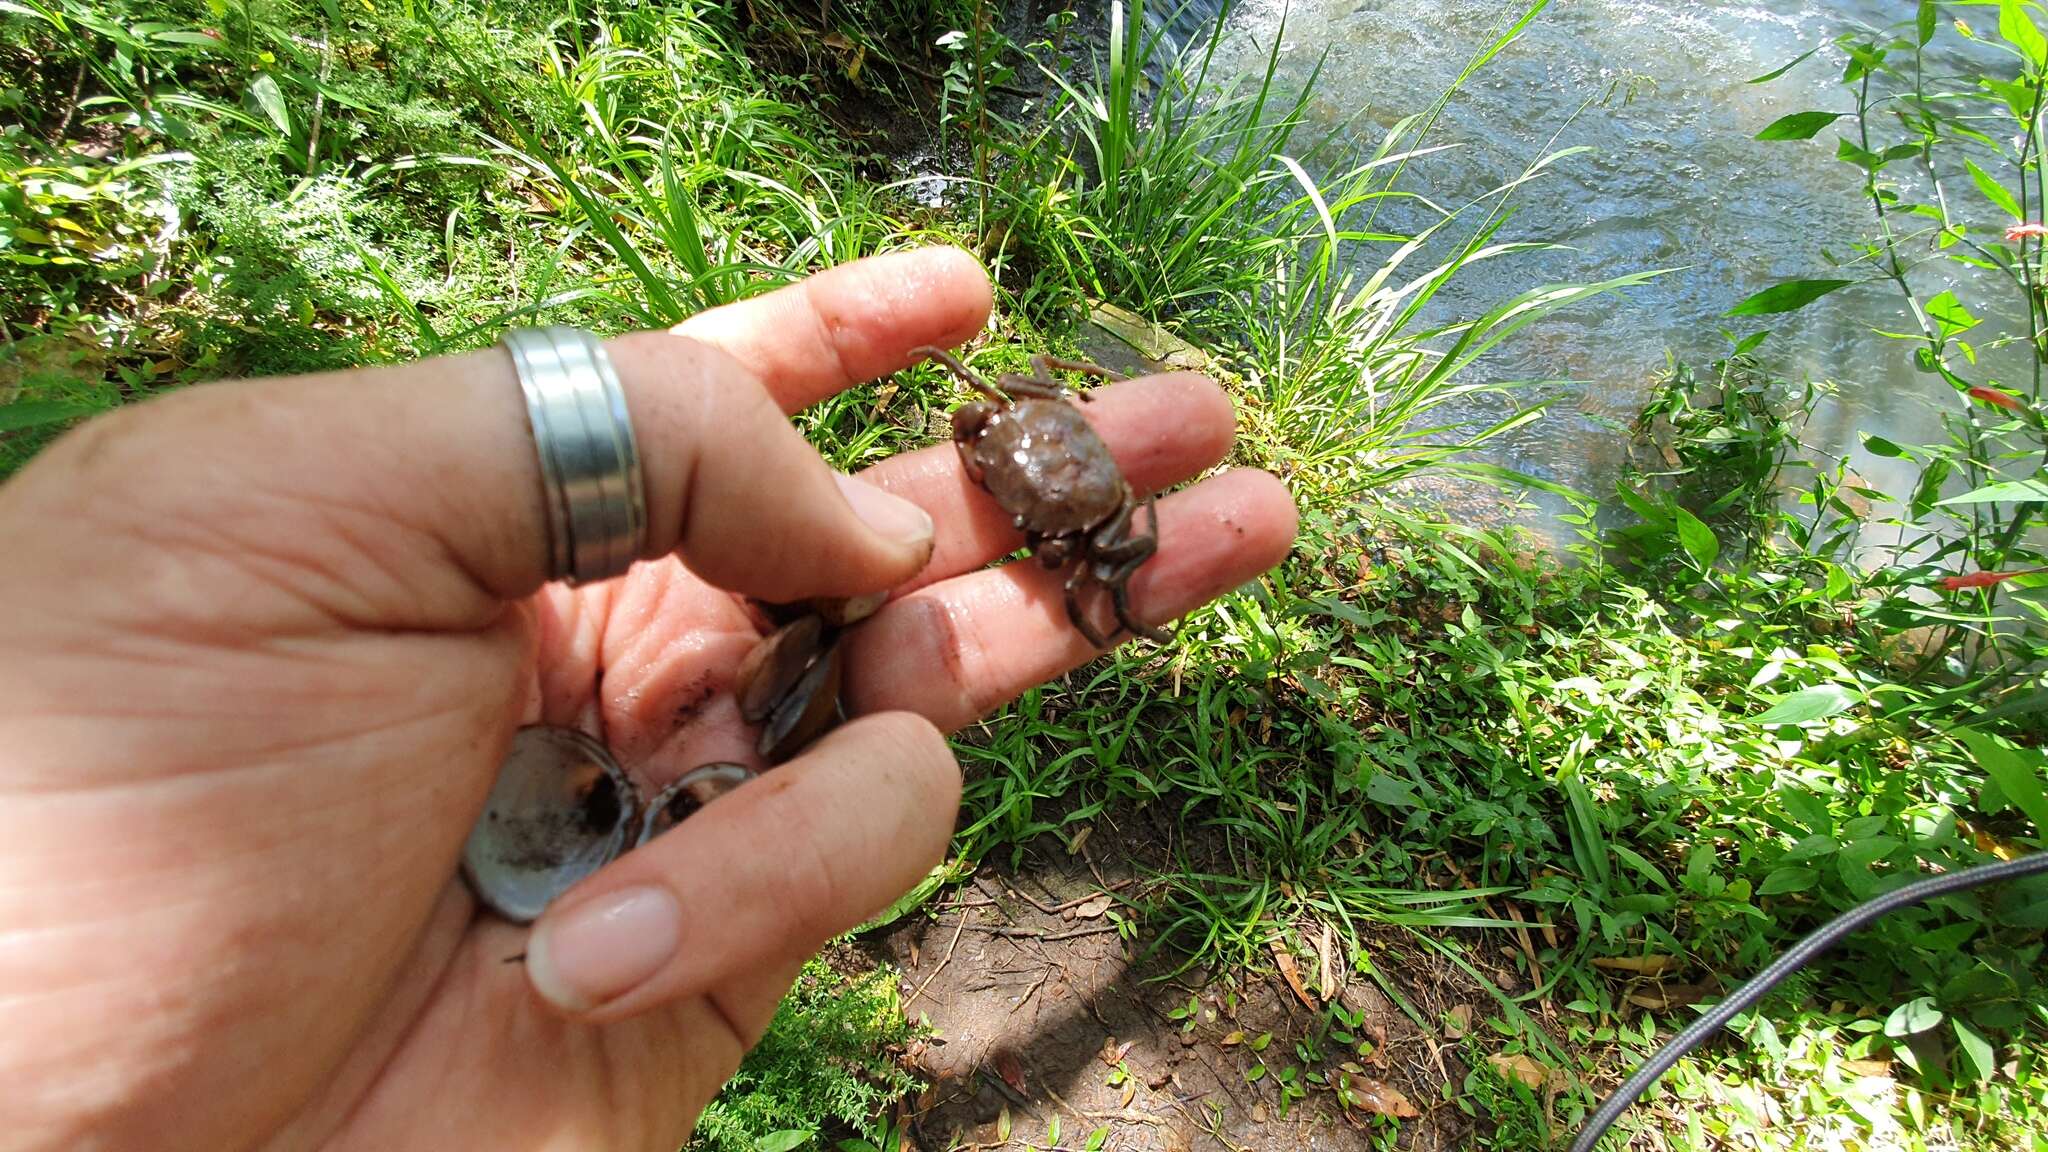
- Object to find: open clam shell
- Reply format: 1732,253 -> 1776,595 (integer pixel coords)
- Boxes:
637,762 -> 756,844
461,726 -> 638,924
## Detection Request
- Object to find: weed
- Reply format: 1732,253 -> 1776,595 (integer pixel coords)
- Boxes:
691,956 -> 923,1152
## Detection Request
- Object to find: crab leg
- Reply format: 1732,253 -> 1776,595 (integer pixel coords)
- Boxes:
914,345 -> 1008,404
1031,353 -> 1122,401
1063,560 -> 1111,649
1098,500 -> 1172,644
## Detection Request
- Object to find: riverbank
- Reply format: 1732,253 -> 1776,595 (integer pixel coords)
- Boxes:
4,1 -> 2047,1150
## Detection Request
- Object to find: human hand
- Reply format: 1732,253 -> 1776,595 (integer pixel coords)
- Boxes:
0,247 -> 1296,1152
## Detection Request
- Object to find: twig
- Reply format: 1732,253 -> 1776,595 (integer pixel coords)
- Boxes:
1044,1085 -> 1165,1126
1008,967 -> 1051,1015
305,29 -> 334,174
1504,903 -> 1545,989
49,59 -> 85,144
927,920 -> 1122,942
903,914 -> 968,1011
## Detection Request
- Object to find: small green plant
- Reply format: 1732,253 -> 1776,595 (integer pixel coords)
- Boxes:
688,957 -> 922,1152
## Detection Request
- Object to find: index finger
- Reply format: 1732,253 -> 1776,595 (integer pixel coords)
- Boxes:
668,247 -> 994,413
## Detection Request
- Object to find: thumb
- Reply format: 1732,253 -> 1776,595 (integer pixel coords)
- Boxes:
4,330 -> 935,630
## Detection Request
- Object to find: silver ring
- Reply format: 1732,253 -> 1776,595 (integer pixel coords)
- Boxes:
501,327 -> 647,584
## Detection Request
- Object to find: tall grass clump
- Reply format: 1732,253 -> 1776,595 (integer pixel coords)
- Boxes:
1003,0 -> 1320,313
988,0 -> 1660,504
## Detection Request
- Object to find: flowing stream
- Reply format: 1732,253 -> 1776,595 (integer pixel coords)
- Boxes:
1148,0 -> 1997,538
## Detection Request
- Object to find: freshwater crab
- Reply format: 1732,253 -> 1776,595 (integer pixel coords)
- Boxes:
917,345 -> 1171,648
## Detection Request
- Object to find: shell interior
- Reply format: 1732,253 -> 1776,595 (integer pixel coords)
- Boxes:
638,762 -> 756,844
461,726 -> 637,924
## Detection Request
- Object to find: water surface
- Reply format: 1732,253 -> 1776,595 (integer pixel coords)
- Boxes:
1172,0 -> 2010,537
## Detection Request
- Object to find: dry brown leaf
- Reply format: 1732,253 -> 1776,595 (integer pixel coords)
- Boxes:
1488,1053 -> 1550,1091
1072,894 -> 1114,920
1444,1004 -> 1473,1039
1317,923 -> 1337,1002
1626,983 -> 1715,1012
1270,941 -> 1315,1009
1220,1031 -> 1246,1047
1591,954 -> 1681,977
995,1105 -> 1012,1143
1066,826 -> 1093,856
1100,1038 -> 1134,1066
994,1051 -> 1028,1095
1349,1078 -> 1421,1119
1120,1080 -> 1137,1108
1844,1058 -> 1893,1078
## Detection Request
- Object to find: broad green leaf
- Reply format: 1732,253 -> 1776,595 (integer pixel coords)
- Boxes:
1915,921 -> 1980,950
0,400 -> 92,432
1966,158 -> 2026,220
1759,866 -> 1817,895
0,1 -> 56,22
151,30 -> 225,46
1748,47 -> 1819,84
248,72 -> 289,136
1927,290 -> 1979,337
1674,506 -> 1720,568
1726,278 -> 1853,316
1862,434 -> 1907,457
1756,110 -> 1845,140
1784,832 -> 1839,861
2002,0 -> 2048,67
1953,1019 -> 1996,1082
1748,684 -> 1856,726
1956,728 -> 2048,833
1884,996 -> 1943,1038
1366,773 -> 1422,810
758,1131 -> 813,1152
1920,0 -> 1939,45
1936,478 -> 2048,505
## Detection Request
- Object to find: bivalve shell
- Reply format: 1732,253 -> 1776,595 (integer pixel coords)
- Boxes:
461,726 -> 637,924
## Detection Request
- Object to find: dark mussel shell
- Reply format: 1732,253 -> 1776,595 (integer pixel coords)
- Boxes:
461,725 -> 638,924
734,615 -> 825,725
758,639 -> 845,762
636,762 -> 757,844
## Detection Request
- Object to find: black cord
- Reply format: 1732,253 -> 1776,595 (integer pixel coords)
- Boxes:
1569,850 -> 2048,1152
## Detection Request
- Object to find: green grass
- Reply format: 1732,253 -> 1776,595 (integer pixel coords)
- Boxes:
5,0 -> 2048,1149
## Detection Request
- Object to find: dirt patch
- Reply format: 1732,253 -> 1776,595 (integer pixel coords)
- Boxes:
865,827 -> 1504,1152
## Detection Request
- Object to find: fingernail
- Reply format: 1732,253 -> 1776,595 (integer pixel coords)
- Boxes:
836,474 -> 934,551
526,886 -> 681,1012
